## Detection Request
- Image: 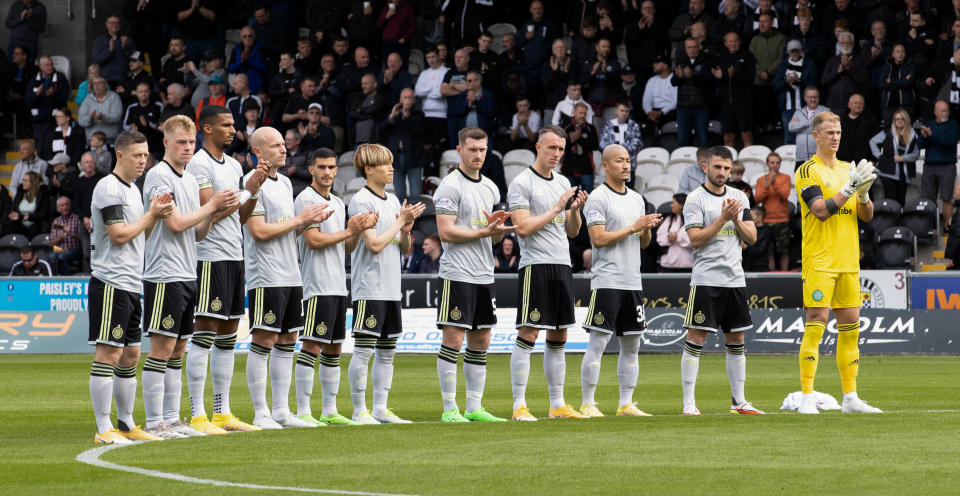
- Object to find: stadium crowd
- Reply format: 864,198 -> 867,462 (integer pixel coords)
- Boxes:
5,0 -> 960,275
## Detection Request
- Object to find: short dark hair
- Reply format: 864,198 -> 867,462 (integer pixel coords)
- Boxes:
198,104 -> 231,130
114,130 -> 147,151
707,145 -> 734,162
308,147 -> 337,165
20,245 -> 35,256
424,45 -> 438,56
458,126 -> 488,145
479,31 -> 493,39
242,98 -> 261,112
539,125 -> 567,141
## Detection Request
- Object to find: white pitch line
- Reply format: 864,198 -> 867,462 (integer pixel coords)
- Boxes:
76,444 -> 424,496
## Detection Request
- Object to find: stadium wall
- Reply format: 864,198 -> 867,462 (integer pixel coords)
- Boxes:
0,0 -> 94,84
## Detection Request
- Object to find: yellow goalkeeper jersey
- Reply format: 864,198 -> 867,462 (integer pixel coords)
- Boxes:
795,154 -> 861,273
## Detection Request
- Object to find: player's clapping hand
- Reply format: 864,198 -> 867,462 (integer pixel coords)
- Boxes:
555,187 -> 578,212
348,211 -> 378,233
483,211 -> 517,236
484,210 -> 511,225
211,189 -> 240,211
631,213 -> 663,232
245,161 -> 270,195
150,193 -> 176,218
720,198 -> 742,222
398,200 -> 426,227
570,189 -> 589,210
299,203 -> 333,225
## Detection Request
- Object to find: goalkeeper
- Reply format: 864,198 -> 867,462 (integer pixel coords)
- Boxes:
794,111 -> 882,415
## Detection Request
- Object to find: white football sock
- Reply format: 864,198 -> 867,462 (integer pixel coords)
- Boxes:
371,341 -> 396,416
269,344 -> 295,420
246,343 -> 271,418
463,349 -> 487,413
580,332 -> 610,407
544,340 -> 566,409
618,335 -> 642,407
295,351 -> 317,417
510,337 -> 534,410
726,343 -> 746,405
141,357 -> 167,429
348,345 -> 374,416
681,341 -> 702,408
318,353 -> 341,417
186,332 -> 214,418
211,333 -> 236,415
437,345 -> 459,411
90,362 -> 115,433
113,364 -> 137,431
163,357 -> 183,424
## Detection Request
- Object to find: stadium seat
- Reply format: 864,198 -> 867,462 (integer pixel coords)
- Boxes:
543,109 -> 554,126
342,193 -> 355,214
643,188 -> 674,208
337,150 -> 354,168
724,145 -> 738,160
616,42 -> 628,65
0,234 -> 28,249
602,106 -> 617,123
707,120 -> 722,138
877,226 -> 915,269
336,164 -> 356,185
0,234 -> 28,273
632,174 -> 647,193
646,174 -> 680,193
422,176 -> 441,195
345,177 -> 366,194
668,146 -> 698,166
738,145 -> 772,169
489,23 -> 518,53
420,195 -> 436,215
634,163 -> 663,182
439,150 -> 461,178
775,144 -> 796,165
636,147 -> 669,168
490,149 -> 503,161
592,150 -> 602,171
664,162 -> 689,179
870,199 -> 902,235
51,56 -> 71,84
226,29 -> 242,44
656,121 -> 678,150
332,178 -> 345,196
31,234 -> 51,247
743,161 -> 767,179
503,149 -> 535,168
504,164 -> 526,185
408,49 -> 424,76
900,198 -> 938,244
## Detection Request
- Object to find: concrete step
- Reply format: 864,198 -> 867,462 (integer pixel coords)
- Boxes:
6,151 -> 21,161
0,164 -> 14,172
934,249 -> 946,258
921,264 -> 947,272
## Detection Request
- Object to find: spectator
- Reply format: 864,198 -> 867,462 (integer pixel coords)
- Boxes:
77,76 -> 123,140
673,20 -> 708,62
726,160 -> 755,205
159,37 -> 191,93
91,15 -> 136,86
185,49 -> 226,110
580,37 -> 621,115
679,147 -> 709,194
298,103 -> 336,153
86,132 -> 114,175
711,0 -> 751,47
449,71 -> 497,140
230,99 -> 264,157
642,54 -> 677,128
619,65 -> 644,119
294,37 -> 319,77
417,235 -> 442,274
672,38 -> 713,147
10,140 -> 48,188
774,40 -> 817,144
818,0 -> 862,41
863,20 -> 892,72
115,51 -> 155,106
122,81 -> 163,152
24,55 -> 69,144
901,12 -> 936,70
657,193 -> 693,271
570,16 -> 599,70
742,206 -> 772,272
837,93 -> 879,162
821,31 -> 869,111
5,0 -> 46,61
442,0 -> 496,49
347,0 -> 381,58
49,196 -> 82,275
0,183 -> 11,224
749,13 -> 785,131
9,245 -> 52,277
714,31 -> 756,147
599,102 -> 642,167
4,170 -> 50,238
788,86 -> 830,165
551,81 -> 594,127
336,45 -> 376,102
281,129 -> 311,196
193,75 -> 226,122
499,32 -> 523,72
918,101 -> 960,228
315,55 -> 345,130
594,1 -> 622,45
5,46 -> 38,136
306,1 -> 344,49
48,152 -> 76,200
624,0 -> 668,83
228,26 -> 267,94
668,0 -> 715,53
158,83 -> 195,124
508,95 -> 542,151
874,43 -> 916,126
330,35 -> 352,68
377,0 -> 416,62
378,52 -> 414,105
380,88 -> 424,204
415,45 -> 449,168
753,152 -> 791,270
282,77 -> 320,134
348,73 -> 389,145
788,8 -> 826,69
494,235 -> 520,273
870,108 -> 919,206
38,107 -> 85,165
175,0 -> 223,63
519,0 -> 559,69
72,152 -> 104,233
121,0 -> 167,75
540,38 -> 574,113
226,73 -> 263,125
441,48 -> 470,146
74,64 -> 102,108
945,47 -> 960,121
268,51 -> 303,126
251,5 -> 285,65
562,102 -> 599,191
468,31 -> 500,90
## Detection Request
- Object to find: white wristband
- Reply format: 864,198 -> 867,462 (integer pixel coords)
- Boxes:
238,190 -> 252,204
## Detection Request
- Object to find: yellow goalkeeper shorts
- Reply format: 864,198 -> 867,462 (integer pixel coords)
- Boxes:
801,269 -> 861,309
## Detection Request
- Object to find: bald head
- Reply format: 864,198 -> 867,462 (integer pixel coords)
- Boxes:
602,144 -> 628,163
249,126 -> 282,150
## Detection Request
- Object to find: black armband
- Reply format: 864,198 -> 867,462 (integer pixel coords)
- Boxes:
741,208 -> 753,221
100,205 -> 125,225
800,186 -> 823,208
824,198 -> 840,215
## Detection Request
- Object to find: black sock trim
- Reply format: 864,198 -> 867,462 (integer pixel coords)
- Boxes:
274,343 -> 296,353
438,344 -> 459,363
354,337 -> 376,349
683,341 -> 703,358
166,357 -> 183,369
318,352 -> 341,367
375,337 -> 398,350
515,337 -> 535,350
191,332 -> 215,349
214,332 -> 237,350
545,340 -> 565,350
249,343 -> 271,356
91,361 -> 115,377
464,348 -> 487,366
297,350 -> 318,368
143,357 -> 168,373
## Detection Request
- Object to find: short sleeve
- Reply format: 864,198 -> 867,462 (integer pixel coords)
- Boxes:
683,193 -> 704,229
584,195 -> 606,227
433,181 -> 460,216
250,192 -> 266,217
95,180 -> 126,225
349,192 -> 375,217
795,162 -> 822,200
186,158 -> 213,189
142,170 -> 177,207
507,176 -> 530,211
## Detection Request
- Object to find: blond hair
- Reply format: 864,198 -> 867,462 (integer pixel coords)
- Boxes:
811,111 -> 841,131
353,143 -> 393,177
162,114 -> 196,137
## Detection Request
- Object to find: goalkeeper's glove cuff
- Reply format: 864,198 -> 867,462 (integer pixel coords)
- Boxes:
858,190 -> 870,204
840,182 -> 858,198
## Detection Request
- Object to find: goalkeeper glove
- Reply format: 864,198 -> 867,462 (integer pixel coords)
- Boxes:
840,159 -> 876,201
853,159 -> 876,204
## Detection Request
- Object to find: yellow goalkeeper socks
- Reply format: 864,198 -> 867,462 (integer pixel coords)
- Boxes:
799,321 -> 826,394
836,322 -> 860,394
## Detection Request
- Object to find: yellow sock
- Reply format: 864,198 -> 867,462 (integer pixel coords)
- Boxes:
836,322 -> 860,394
799,321 -> 825,394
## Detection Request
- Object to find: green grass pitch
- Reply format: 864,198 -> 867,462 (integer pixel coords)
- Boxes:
2,353 -> 959,495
